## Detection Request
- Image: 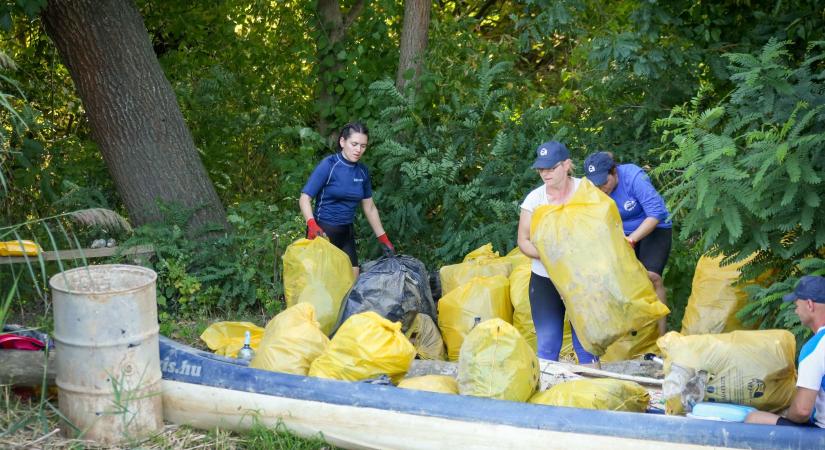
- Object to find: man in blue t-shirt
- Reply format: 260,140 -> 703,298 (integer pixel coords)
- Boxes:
584,151 -> 672,335
746,275 -> 825,428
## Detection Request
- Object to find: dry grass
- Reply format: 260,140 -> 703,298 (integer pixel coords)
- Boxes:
67,208 -> 133,233
0,386 -> 332,449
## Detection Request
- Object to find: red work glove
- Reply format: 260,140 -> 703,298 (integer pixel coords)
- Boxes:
377,233 -> 395,257
306,218 -> 325,239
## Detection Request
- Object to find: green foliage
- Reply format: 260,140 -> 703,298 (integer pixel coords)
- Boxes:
367,59 -> 564,266
124,201 -> 304,321
654,39 -> 825,335
244,420 -> 335,450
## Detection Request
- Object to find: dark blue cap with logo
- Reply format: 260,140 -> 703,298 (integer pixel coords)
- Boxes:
583,152 -> 616,186
783,275 -> 825,303
532,141 -> 570,169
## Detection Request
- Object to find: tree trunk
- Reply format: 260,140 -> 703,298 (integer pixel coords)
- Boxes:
396,0 -> 431,92
315,0 -> 365,139
41,0 -> 227,232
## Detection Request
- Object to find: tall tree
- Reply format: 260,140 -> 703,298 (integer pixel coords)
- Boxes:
315,0 -> 365,137
395,0 -> 431,92
41,0 -> 227,231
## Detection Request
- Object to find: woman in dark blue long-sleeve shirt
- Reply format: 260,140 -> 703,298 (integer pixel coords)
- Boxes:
584,151 -> 672,335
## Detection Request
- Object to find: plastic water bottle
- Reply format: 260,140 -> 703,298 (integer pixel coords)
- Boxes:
237,330 -> 254,362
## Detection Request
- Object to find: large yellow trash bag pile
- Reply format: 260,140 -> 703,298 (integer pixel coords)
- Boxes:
681,254 -> 757,335
457,318 -> 538,402
531,180 -> 669,355
439,244 -> 513,295
529,378 -> 650,412
503,247 -> 530,268
657,330 -> 797,415
200,322 -> 264,358
601,323 -> 659,362
250,303 -> 329,375
438,275 -> 512,361
309,311 -> 415,383
283,238 -> 355,335
397,375 -> 459,394
404,313 -> 447,360
509,263 -> 537,352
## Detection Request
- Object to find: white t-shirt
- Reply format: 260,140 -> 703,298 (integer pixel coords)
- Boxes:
519,177 -> 582,278
797,325 -> 825,427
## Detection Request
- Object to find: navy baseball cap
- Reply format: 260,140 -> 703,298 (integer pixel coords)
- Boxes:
532,141 -> 570,169
583,152 -> 616,186
783,275 -> 825,303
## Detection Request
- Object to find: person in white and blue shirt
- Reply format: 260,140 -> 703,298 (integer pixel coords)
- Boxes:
746,275 -> 825,428
583,151 -> 672,335
299,122 -> 395,278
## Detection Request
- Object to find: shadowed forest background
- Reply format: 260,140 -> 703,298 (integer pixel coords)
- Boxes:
1,0 -> 824,344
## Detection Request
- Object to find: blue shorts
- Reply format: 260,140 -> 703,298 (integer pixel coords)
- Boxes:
528,272 -> 597,363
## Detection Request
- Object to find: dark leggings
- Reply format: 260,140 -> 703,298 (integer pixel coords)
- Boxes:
315,221 -> 358,267
634,227 -> 672,275
529,272 -> 597,363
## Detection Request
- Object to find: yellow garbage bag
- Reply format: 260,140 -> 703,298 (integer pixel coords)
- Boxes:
509,263 -> 537,352
530,378 -> 650,412
200,321 -> 264,358
439,243 -> 512,295
0,240 -> 41,256
283,238 -> 355,335
457,318 -> 538,401
531,180 -> 669,355
438,275 -> 512,361
249,303 -> 329,375
397,375 -> 458,394
405,313 -> 446,360
657,330 -> 797,415
503,247 -> 531,267
681,253 -> 758,335
308,311 -> 415,383
601,323 -> 659,362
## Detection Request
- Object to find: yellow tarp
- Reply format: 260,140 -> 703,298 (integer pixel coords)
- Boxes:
681,253 -> 756,335
200,321 -> 264,358
397,375 -> 458,394
438,275 -> 512,361
657,330 -> 797,415
249,303 -> 329,375
308,311 -> 415,383
283,238 -> 355,335
0,240 -> 40,256
530,378 -> 650,412
601,323 -> 659,362
457,318 -> 538,402
404,313 -> 447,360
531,180 -> 669,355
439,243 -> 512,295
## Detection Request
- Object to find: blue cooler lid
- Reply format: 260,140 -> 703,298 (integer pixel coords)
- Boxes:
687,402 -> 756,422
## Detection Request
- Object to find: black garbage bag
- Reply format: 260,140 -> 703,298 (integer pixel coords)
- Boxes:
336,255 -> 436,333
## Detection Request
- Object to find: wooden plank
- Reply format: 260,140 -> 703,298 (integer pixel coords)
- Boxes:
163,380 -> 711,450
0,244 -> 154,265
0,350 -> 56,386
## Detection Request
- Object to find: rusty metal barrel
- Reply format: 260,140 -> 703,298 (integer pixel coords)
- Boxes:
50,264 -> 162,444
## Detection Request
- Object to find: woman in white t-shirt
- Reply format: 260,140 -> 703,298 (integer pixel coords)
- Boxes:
516,141 -> 596,364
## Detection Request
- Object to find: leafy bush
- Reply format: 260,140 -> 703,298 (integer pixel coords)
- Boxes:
124,201 -> 305,321
654,39 -> 825,337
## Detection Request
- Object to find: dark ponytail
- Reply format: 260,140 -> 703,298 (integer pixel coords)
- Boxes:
337,122 -> 369,150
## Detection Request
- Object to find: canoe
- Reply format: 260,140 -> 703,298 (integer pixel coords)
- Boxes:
159,337 -> 823,449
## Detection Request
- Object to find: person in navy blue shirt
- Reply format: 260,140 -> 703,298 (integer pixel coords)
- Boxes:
299,122 -> 394,277
583,151 -> 672,335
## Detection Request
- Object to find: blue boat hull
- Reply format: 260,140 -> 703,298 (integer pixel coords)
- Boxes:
159,337 -> 823,449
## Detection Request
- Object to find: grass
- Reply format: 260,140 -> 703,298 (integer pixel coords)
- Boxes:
0,386 -> 335,449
